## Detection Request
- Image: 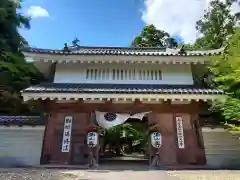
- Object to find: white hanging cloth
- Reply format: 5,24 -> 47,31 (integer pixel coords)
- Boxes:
130,112 -> 150,119
95,111 -> 151,129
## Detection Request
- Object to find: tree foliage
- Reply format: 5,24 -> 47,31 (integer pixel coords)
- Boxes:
102,120 -> 148,155
190,0 -> 240,124
182,0 -> 239,51
0,0 -> 30,52
0,0 -> 44,115
196,0 -> 238,49
186,1 -> 240,125
131,25 -> 178,48
210,28 -> 240,123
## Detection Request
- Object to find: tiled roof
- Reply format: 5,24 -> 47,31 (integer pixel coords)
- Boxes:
0,116 -> 41,121
22,83 -> 224,95
22,46 -> 224,56
0,116 -> 46,126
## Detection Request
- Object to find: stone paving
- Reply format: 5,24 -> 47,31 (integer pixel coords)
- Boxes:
167,170 -> 240,180
62,168 -> 176,180
0,168 -> 77,180
0,167 -> 175,180
0,167 -> 240,180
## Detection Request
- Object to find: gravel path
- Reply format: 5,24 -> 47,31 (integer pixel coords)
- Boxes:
0,167 -> 175,180
0,168 -> 78,180
1,168 -> 240,180
167,170 -> 240,180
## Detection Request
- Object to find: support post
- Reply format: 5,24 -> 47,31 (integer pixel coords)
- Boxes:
148,124 -> 162,168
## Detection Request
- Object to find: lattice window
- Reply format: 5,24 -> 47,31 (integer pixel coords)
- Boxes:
85,68 -> 162,81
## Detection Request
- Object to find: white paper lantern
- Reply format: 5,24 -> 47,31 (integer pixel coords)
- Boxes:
87,132 -> 98,147
150,132 -> 162,148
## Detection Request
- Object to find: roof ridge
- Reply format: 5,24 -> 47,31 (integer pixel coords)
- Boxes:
21,46 -> 225,57
22,46 -> 224,52
76,46 -> 167,50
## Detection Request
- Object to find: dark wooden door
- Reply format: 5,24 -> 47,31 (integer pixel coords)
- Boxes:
71,138 -> 88,165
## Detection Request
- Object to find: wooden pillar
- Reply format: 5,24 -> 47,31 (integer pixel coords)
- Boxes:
192,114 -> 206,164
147,112 -> 155,166
158,113 -> 177,165
41,114 -> 54,164
91,112 -> 100,165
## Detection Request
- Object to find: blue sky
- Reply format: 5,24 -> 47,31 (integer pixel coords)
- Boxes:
21,0 -> 239,49
20,0 -> 149,49
19,0 -> 188,49
19,0 -> 240,49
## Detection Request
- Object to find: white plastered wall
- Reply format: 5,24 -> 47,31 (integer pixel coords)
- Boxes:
53,63 -> 194,85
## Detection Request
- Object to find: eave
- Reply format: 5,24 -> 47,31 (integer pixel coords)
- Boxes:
22,46 -> 224,65
21,92 -> 225,102
21,83 -> 225,102
24,52 -> 209,65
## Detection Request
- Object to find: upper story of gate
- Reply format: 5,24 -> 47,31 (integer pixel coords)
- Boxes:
22,46 -> 224,85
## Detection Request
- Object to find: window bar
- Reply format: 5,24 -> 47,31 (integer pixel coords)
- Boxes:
112,69 -> 116,80
151,70 -> 154,80
155,70 -> 158,80
159,70 -> 162,80
102,69 -> 105,79
121,70 -> 124,80
124,70 -> 128,80
98,69 -> 102,80
133,69 -> 136,80
86,69 -> 90,79
90,69 -> 94,80
94,69 -> 98,80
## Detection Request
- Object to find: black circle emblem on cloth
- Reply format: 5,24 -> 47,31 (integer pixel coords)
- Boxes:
104,112 -> 117,121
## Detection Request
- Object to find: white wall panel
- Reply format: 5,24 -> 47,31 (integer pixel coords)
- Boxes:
0,127 -> 45,167
54,63 -> 194,85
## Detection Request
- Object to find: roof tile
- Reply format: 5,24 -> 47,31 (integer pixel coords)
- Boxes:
22,46 -> 224,56
22,83 -> 224,95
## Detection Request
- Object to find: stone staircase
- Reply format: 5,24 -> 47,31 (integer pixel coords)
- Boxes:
202,128 -> 240,168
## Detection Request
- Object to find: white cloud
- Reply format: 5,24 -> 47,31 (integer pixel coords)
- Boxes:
141,0 -> 240,43
25,6 -> 49,19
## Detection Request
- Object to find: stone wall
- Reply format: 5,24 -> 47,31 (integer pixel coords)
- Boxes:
202,128 -> 240,168
0,127 -> 45,167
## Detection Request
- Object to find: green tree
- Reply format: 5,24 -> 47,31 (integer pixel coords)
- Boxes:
210,28 -> 240,124
195,0 -> 239,50
179,38 -> 210,51
0,0 -> 30,52
103,122 -> 145,155
0,0 -> 44,115
131,25 -> 178,48
185,1 -> 240,127
182,0 -> 240,89
181,0 -> 239,51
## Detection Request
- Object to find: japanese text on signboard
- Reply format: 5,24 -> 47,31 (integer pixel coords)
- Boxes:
176,116 -> 185,149
61,116 -> 73,152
